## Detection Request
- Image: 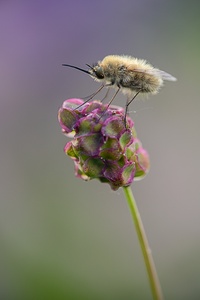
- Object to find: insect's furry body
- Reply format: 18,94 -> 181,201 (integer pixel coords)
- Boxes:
62,54 -> 176,107
89,55 -> 176,98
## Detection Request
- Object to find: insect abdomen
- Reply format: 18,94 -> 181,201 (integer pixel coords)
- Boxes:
120,72 -> 163,94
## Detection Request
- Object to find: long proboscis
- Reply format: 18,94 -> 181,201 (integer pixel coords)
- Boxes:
62,64 -> 90,75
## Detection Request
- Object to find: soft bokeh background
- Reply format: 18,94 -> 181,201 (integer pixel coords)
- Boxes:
1,1 -> 200,299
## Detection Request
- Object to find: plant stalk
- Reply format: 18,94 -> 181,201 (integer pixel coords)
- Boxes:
123,186 -> 164,300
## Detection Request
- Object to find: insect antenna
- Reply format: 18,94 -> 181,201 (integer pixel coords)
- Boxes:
85,63 -> 94,70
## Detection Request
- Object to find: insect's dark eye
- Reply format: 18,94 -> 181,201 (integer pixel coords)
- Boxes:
94,66 -> 104,79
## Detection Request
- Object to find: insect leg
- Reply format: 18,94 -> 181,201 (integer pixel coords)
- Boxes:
83,84 -> 111,102
101,87 -> 110,103
98,87 -> 120,121
124,90 -> 141,126
125,91 -> 141,116
73,84 -> 105,110
107,87 -> 120,107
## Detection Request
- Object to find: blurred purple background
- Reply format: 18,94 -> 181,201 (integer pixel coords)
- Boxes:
1,1 -> 200,299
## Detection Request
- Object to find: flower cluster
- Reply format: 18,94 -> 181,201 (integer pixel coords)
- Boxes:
58,99 -> 150,190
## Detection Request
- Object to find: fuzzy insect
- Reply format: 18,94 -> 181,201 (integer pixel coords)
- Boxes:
62,55 -> 176,113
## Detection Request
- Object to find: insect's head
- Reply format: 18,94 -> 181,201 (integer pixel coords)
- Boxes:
86,63 -> 104,80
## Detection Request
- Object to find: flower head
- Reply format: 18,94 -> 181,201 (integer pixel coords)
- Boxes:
58,99 -> 150,190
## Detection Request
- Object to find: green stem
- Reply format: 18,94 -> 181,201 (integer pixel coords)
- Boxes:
123,186 -> 164,300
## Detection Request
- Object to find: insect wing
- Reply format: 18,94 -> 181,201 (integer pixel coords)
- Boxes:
133,68 -> 177,82
155,69 -> 177,81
